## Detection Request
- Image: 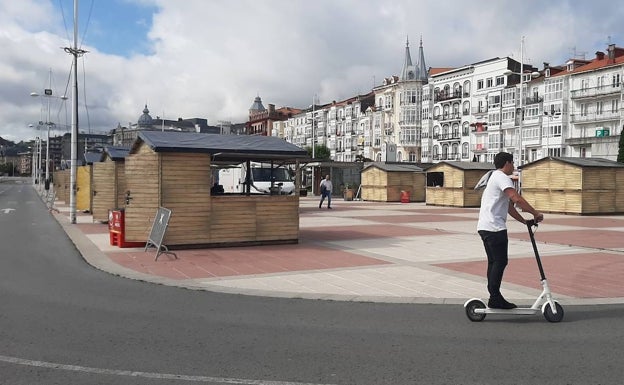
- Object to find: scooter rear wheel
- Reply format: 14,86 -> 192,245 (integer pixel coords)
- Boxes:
465,299 -> 486,322
542,302 -> 564,323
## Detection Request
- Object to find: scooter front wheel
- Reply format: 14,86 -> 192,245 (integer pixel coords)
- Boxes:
465,299 -> 486,322
542,302 -> 564,323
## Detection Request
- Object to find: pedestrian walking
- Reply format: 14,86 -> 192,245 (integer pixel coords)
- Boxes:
319,174 -> 332,209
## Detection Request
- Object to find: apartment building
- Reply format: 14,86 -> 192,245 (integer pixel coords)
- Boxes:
268,41 -> 624,164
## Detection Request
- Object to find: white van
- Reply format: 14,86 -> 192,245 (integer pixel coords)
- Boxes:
218,162 -> 295,195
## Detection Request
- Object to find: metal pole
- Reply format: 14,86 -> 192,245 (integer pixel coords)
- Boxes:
45,69 -> 52,183
37,136 -> 42,185
312,96 -> 315,194
518,36 -> 524,166
69,0 -> 79,224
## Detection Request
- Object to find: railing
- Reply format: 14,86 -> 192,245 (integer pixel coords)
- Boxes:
434,91 -> 463,102
524,96 -> 544,105
434,113 -> 462,122
570,83 -> 622,99
433,132 -> 461,141
570,111 -> 621,123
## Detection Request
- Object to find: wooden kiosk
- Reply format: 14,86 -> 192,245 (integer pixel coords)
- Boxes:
360,162 -> 425,202
91,147 -> 130,222
53,169 -> 70,203
520,157 -> 624,214
123,131 -> 308,248
425,161 -> 494,207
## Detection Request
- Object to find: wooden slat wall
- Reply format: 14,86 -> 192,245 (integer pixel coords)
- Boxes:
124,143 -> 160,242
92,160 -> 116,222
425,165 -> 485,207
161,152 -> 212,245
256,198 -> 299,241
76,165 -> 92,211
361,168 -> 425,202
116,162 -> 127,210
522,159 -> 624,214
124,145 -> 301,246
53,170 -> 70,203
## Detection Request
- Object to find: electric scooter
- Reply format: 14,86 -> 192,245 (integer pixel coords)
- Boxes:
464,219 -> 564,323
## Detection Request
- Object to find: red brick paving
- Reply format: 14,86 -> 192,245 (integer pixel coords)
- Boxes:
542,217 -> 624,228
300,225 -> 450,241
510,229 -> 624,249
359,214 -> 474,223
76,223 -> 109,234
107,245 -> 390,279
436,252 -> 624,298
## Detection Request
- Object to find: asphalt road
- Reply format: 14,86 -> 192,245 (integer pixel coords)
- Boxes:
1,177 -> 624,385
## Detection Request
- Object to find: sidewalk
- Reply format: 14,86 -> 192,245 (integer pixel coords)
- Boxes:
52,196 -> 624,305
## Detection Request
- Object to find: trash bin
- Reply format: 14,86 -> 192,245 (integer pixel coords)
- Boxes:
108,209 -> 144,248
400,190 -> 410,203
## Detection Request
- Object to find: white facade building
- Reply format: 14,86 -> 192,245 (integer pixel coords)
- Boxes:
275,41 -> 624,165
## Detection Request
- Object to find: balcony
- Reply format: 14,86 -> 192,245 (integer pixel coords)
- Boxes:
570,83 -> 622,99
472,106 -> 487,115
434,112 -> 462,122
434,90 -> 463,103
472,143 -> 488,152
570,111 -> 621,123
433,152 -> 461,161
524,96 -> 543,105
433,132 -> 461,141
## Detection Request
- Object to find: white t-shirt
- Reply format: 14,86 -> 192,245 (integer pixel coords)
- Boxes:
320,179 -> 332,193
477,170 -> 515,232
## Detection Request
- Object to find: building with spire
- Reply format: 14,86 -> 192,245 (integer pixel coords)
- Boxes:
371,36 -> 429,162
247,95 -> 301,136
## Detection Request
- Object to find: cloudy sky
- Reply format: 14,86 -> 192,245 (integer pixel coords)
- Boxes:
2,0 -> 624,143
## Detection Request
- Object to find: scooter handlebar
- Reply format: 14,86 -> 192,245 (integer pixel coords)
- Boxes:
526,219 -> 538,227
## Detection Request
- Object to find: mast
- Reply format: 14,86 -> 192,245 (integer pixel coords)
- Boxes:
65,0 -> 87,224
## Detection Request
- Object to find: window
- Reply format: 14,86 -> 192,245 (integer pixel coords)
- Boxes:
612,99 -> 619,112
580,104 -> 588,116
486,78 -> 493,88
477,80 -> 484,89
597,101 -> 603,115
614,73 -> 621,87
496,76 -> 504,86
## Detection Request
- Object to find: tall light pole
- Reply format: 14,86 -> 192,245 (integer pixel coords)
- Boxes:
503,37 -> 539,166
31,71 -> 68,187
64,0 -> 87,224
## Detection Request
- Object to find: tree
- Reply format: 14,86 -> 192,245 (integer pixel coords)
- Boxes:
305,144 -> 331,160
618,132 -> 624,163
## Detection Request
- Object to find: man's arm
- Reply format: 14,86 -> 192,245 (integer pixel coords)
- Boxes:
504,187 -> 544,223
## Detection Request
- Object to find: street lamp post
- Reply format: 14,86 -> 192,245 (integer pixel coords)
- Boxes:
31,73 -> 68,188
503,38 -> 540,166
543,109 -> 561,157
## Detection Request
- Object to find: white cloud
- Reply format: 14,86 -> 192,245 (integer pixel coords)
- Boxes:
2,0 -> 624,142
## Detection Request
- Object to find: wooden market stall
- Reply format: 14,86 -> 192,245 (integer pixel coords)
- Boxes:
53,169 -> 70,203
74,152 -> 103,212
360,162 -> 425,202
426,161 -> 494,207
520,157 -> 624,214
123,131 -> 308,248
91,147 -> 130,223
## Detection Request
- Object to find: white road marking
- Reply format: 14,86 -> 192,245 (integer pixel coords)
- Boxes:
0,354 -> 336,385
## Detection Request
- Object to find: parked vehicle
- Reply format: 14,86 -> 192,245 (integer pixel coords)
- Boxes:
218,162 -> 295,195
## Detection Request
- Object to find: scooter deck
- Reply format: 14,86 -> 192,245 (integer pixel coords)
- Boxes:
475,308 -> 539,315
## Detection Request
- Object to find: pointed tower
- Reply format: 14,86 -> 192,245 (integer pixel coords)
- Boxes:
400,36 -> 417,81
416,36 -> 428,82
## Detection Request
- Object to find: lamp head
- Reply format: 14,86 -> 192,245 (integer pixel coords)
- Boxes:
30,92 -> 39,97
